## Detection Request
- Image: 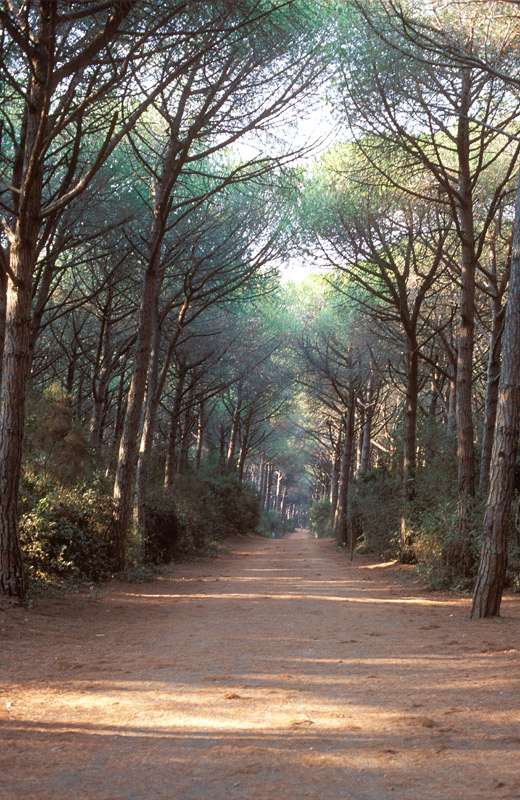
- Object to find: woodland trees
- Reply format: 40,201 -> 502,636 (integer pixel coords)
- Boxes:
0,0 -> 325,597
3,0 -> 520,619
297,0 -> 520,616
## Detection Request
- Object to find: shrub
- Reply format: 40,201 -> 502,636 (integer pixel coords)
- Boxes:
258,509 -> 284,538
352,467 -> 402,555
143,473 -> 261,564
20,474 -> 113,589
24,383 -> 93,483
309,498 -> 332,539
142,492 -> 186,565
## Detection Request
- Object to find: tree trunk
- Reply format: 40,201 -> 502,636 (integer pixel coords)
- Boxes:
0,254 -> 32,598
456,68 -> 477,509
226,394 -> 242,473
0,5 -> 55,598
266,463 -> 274,511
178,384 -> 196,476
479,293 -> 504,495
333,390 -> 355,546
471,176 -> 520,618
0,271 -> 6,386
237,413 -> 251,482
111,257 -> 159,569
195,402 -> 206,472
164,361 -> 187,489
402,339 -> 418,503
330,434 -> 341,530
135,318 -> 161,542
113,371 -> 127,445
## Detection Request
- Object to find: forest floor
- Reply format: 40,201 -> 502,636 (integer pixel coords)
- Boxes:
1,530 -> 520,800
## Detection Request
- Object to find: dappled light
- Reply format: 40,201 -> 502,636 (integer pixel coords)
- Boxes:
2,534 -> 520,799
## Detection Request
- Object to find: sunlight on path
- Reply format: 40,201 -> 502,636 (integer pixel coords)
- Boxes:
285,527 -> 311,540
2,535 -> 520,800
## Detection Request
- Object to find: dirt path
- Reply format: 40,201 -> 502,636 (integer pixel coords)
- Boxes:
1,530 -> 520,800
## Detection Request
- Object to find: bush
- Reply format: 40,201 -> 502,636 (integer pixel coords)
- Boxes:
282,516 -> 297,534
258,509 -> 284,538
309,498 -> 332,539
24,383 -> 93,483
142,492 -> 186,565
352,467 -> 402,555
143,473 -> 261,564
20,473 -> 113,589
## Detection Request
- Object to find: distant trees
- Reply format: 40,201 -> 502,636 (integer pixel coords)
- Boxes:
0,0 -> 327,598
293,0 -> 520,615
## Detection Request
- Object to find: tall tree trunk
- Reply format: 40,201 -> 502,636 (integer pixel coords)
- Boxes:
266,463 -> 274,511
456,68 -> 477,511
479,293 -> 504,495
0,247 -> 33,598
330,432 -> 342,531
237,413 -> 251,482
91,297 -> 113,449
360,377 -> 374,473
111,258 -> 159,569
471,177 -> 520,618
195,402 -> 206,472
164,361 -> 187,489
399,338 -> 417,549
113,371 -> 127,445
333,390 -> 355,546
447,369 -> 457,433
275,472 -> 282,512
0,5 -> 56,598
178,384 -> 196,476
226,394 -> 242,473
135,318 -> 161,542
0,271 -> 6,386
280,486 -> 288,519
403,339 -> 418,502
400,338 -> 419,561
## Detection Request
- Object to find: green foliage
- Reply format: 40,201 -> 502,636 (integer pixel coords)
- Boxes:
24,382 -> 93,484
309,498 -> 332,538
352,465 -> 402,555
282,516 -> 297,534
142,492 -> 186,565
20,473 -> 113,590
143,473 -> 261,564
258,510 -> 284,538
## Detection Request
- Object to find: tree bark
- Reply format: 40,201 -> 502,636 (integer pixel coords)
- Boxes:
456,68 -> 477,508
471,175 -> 520,618
359,381 -> 373,474
333,390 -> 355,546
237,412 -> 252,482
479,293 -> 504,495
330,432 -> 342,530
226,394 -> 242,473
194,402 -> 206,472
111,255 -> 159,569
164,360 -> 187,489
178,383 -> 196,476
0,3 -> 56,598
402,338 -> 419,503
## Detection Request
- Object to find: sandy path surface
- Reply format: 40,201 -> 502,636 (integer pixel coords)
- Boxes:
1,530 -> 520,800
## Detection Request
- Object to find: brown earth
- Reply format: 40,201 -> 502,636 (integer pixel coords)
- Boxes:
1,529 -> 520,800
